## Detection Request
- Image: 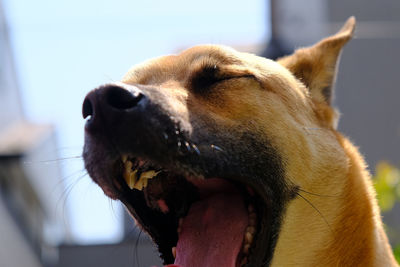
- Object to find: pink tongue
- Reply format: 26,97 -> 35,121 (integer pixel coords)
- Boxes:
174,192 -> 248,267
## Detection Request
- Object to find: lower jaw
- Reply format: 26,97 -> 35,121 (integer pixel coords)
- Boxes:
118,158 -> 266,266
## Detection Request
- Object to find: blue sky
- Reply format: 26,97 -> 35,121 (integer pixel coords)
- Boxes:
4,0 -> 269,244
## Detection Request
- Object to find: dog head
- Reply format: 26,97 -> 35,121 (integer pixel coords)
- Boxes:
83,17 -> 355,266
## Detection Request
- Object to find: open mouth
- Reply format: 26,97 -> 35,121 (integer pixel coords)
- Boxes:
82,83 -> 287,266
113,155 -> 271,267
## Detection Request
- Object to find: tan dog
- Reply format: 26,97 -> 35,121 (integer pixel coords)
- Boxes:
82,17 -> 398,266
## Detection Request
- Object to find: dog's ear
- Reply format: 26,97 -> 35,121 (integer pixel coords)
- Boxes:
278,17 -> 356,105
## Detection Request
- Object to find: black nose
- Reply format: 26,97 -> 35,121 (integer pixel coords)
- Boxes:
82,83 -> 146,131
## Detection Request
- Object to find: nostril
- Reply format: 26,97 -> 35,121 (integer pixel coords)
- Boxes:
82,84 -> 145,129
82,97 -> 94,119
106,86 -> 144,110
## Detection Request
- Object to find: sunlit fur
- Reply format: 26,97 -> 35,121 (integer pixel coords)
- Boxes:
121,17 -> 398,266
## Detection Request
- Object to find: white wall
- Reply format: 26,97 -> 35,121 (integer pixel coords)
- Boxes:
0,198 -> 42,267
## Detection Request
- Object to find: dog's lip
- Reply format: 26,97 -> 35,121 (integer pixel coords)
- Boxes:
110,154 -> 273,267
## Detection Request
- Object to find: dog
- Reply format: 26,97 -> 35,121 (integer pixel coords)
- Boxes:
82,17 -> 398,266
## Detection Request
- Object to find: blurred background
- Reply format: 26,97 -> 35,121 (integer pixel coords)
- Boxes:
0,0 -> 399,266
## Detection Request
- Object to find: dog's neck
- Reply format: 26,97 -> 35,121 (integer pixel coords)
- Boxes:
271,133 -> 397,266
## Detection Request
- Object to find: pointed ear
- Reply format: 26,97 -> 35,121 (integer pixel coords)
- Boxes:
277,17 -> 356,105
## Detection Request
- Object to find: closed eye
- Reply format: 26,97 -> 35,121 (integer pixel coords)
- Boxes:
190,65 -> 254,93
191,65 -> 224,92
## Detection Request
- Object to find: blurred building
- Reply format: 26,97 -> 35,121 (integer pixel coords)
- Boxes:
0,3 -> 68,267
57,203 -> 162,267
57,209 -> 162,267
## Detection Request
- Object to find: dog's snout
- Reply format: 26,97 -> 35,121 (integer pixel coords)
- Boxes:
104,85 -> 144,111
82,96 -> 94,120
82,84 -> 146,132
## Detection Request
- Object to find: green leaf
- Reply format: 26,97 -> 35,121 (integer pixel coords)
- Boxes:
373,162 -> 400,212
394,244 -> 400,263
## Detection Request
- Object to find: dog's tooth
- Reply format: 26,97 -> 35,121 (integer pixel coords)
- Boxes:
248,212 -> 257,226
127,170 -> 138,189
131,170 -> 160,191
242,243 -> 251,254
246,226 -> 256,235
133,176 -> 146,190
124,160 -> 132,172
172,247 -> 176,258
123,161 -> 133,187
139,170 -> 160,180
245,231 -> 253,244
133,182 -> 142,190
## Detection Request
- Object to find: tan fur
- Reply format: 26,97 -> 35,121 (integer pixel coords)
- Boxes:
121,17 -> 398,266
